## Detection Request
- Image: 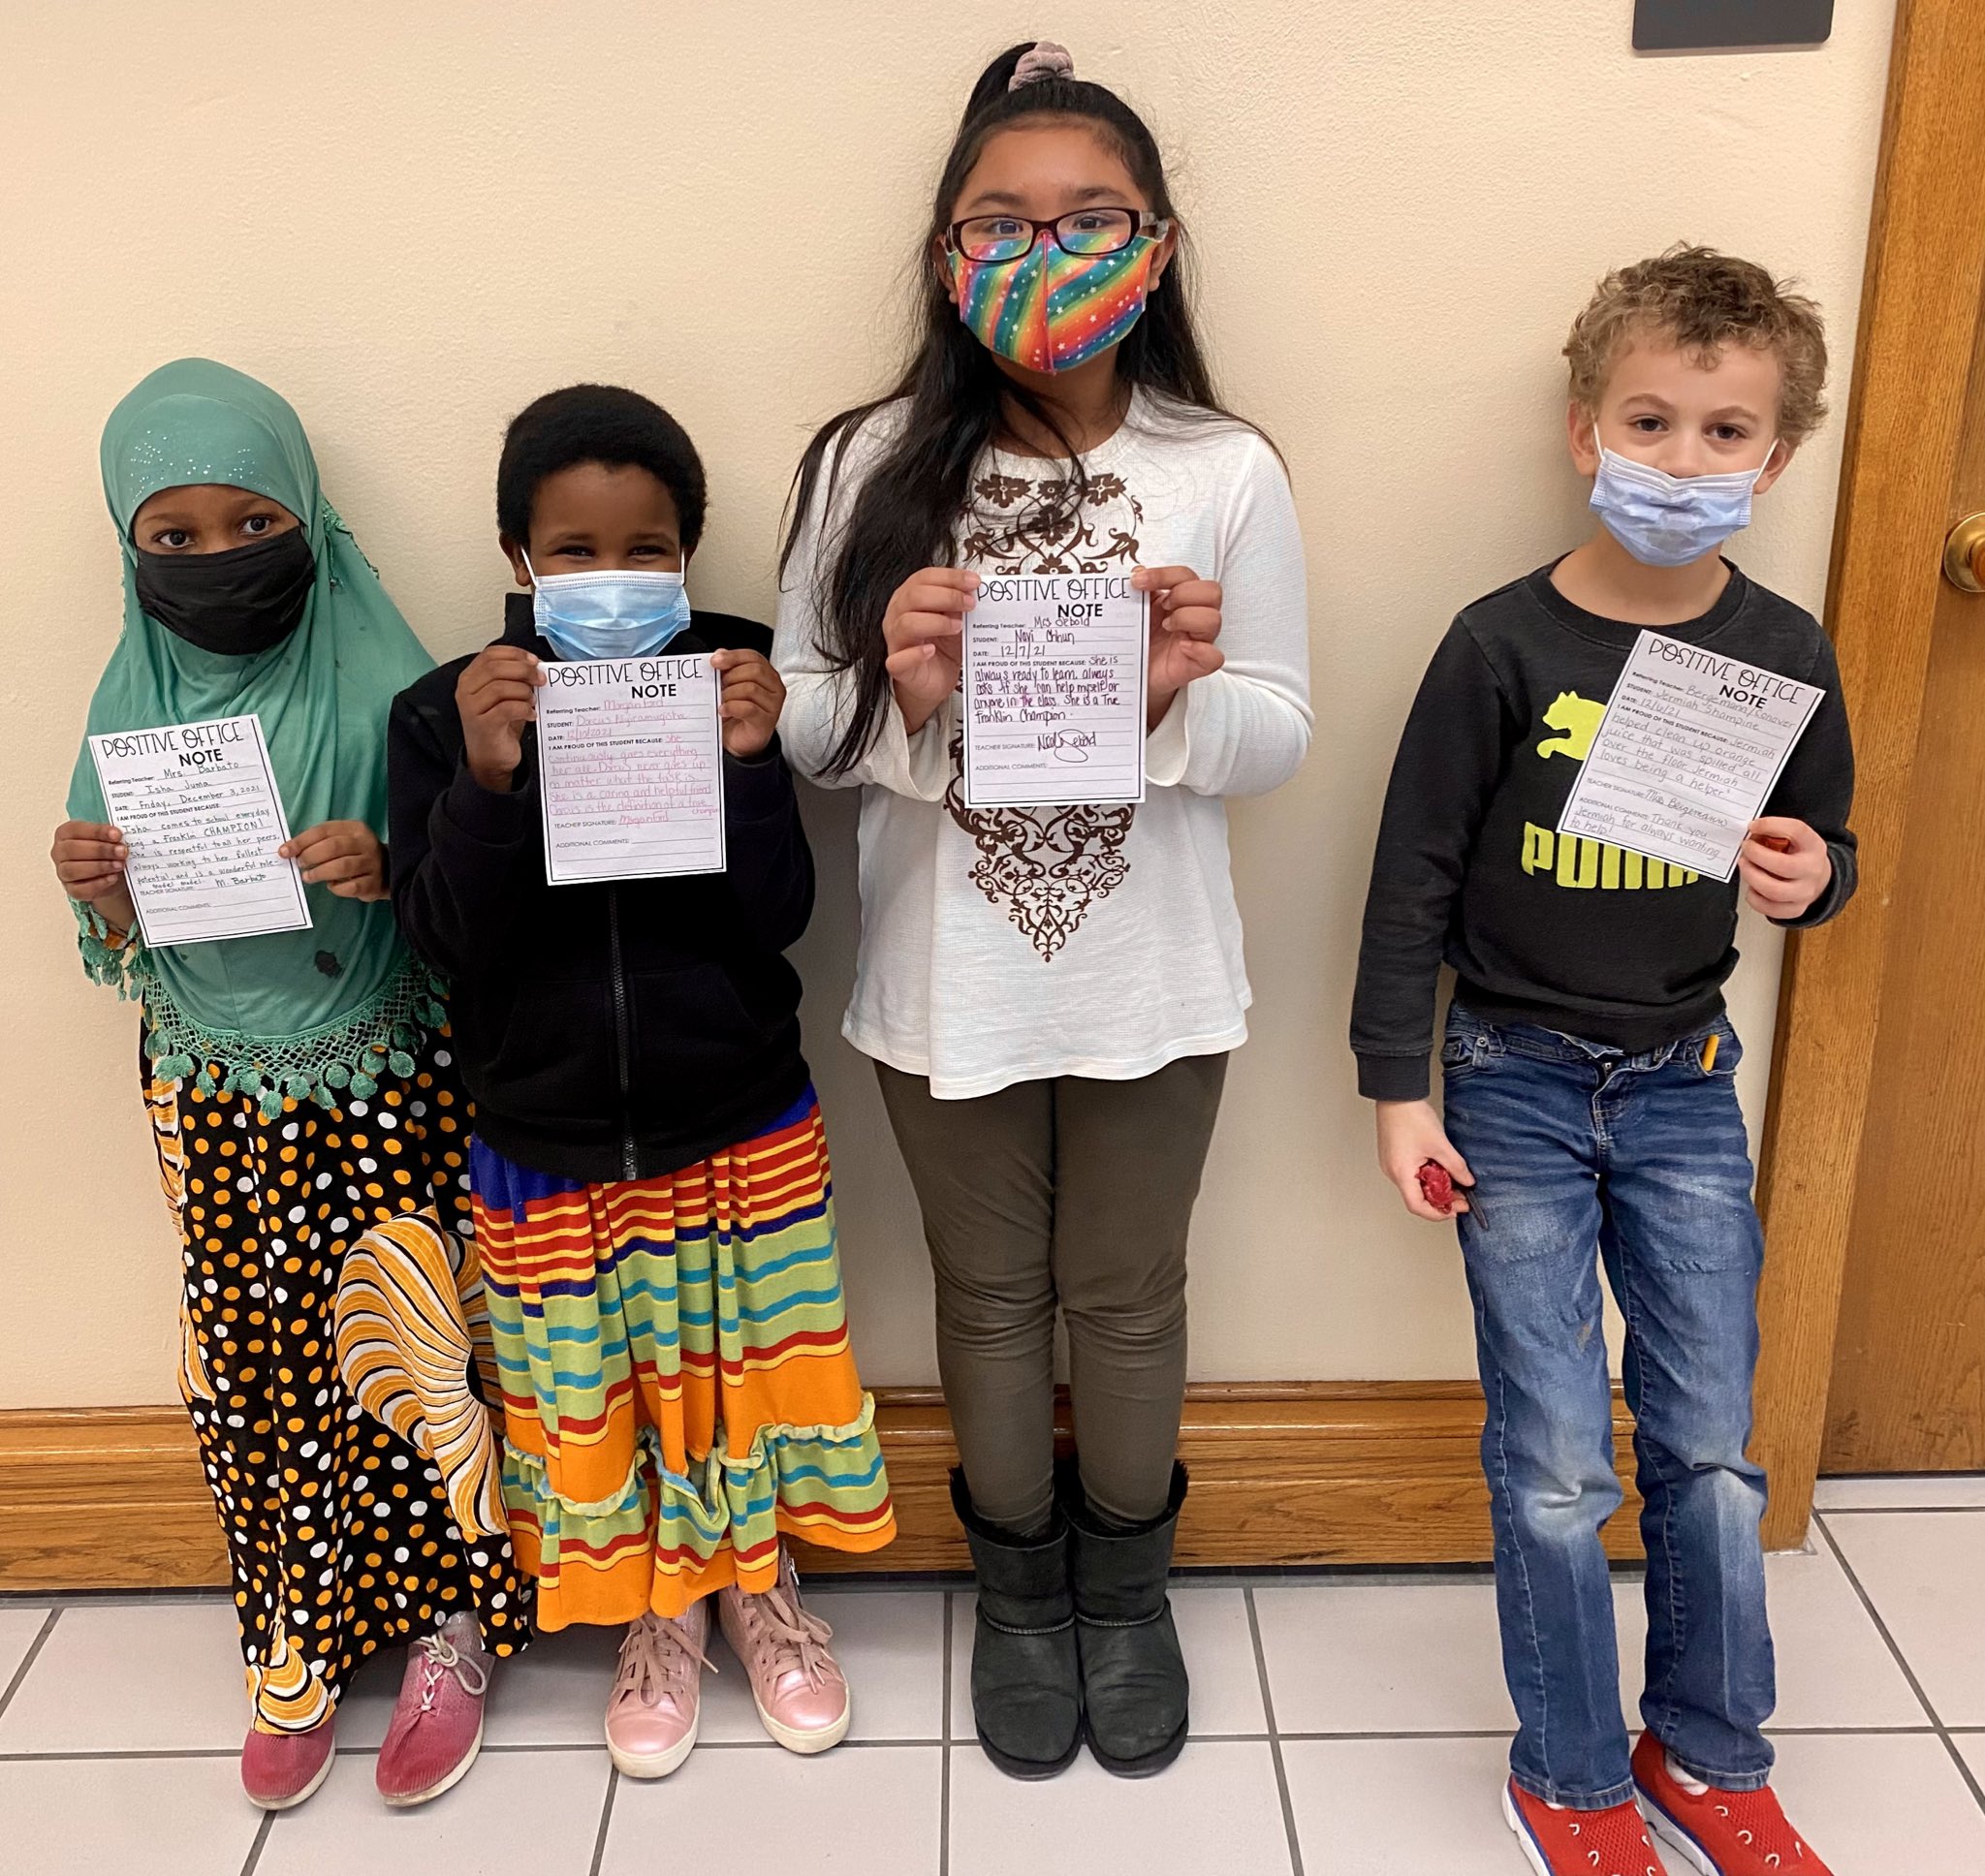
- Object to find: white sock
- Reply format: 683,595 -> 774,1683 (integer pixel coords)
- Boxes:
1665,1750 -> 1711,1796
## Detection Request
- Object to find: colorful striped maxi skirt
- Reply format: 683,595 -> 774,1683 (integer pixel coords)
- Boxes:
473,1089 -> 896,1628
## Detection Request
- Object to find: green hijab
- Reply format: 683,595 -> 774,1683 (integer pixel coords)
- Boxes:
68,359 -> 442,1111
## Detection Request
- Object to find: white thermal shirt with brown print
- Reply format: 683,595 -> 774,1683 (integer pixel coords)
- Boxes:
775,392 -> 1312,1100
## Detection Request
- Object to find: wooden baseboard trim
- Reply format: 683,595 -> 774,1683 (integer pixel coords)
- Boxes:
0,1383 -> 1643,1592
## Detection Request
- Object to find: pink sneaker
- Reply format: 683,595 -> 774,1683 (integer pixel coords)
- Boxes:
716,1549 -> 850,1753
240,1719 -> 335,1811
375,1612 -> 492,1808
604,1605 -> 714,1780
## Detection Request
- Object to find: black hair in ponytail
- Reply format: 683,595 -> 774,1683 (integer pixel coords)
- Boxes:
781,41 -> 1257,777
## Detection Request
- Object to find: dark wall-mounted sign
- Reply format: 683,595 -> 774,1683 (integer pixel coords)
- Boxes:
1634,1 -> 1834,49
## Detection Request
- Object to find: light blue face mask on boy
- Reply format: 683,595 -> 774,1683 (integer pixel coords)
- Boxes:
522,553 -> 692,661
1588,424 -> 1779,569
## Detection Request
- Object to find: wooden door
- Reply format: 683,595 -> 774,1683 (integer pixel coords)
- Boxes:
1821,297 -> 1985,1470
1749,0 -> 1985,1540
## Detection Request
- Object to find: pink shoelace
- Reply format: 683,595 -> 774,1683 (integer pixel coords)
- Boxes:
742,1580 -> 838,1690
613,1612 -> 716,1710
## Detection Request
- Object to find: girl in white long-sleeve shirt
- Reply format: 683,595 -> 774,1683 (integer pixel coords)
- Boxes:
772,38 -> 1310,1784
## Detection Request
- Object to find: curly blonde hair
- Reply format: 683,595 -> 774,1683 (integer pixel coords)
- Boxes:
1565,245 -> 1829,444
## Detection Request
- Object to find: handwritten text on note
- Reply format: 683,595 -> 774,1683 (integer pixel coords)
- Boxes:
88,712 -> 311,947
961,572 -> 1148,809
1557,630 -> 1824,883
535,654 -> 727,885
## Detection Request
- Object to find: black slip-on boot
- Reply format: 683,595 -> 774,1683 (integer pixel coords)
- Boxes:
1063,1460 -> 1190,1777
951,1469 -> 1083,1779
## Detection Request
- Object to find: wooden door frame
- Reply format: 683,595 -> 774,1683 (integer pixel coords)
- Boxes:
1752,0 -> 1985,1548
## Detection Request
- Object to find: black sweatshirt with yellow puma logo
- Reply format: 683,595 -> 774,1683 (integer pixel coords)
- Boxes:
1350,562 -> 1856,1101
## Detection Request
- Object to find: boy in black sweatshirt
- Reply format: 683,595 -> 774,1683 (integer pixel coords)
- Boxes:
1350,251 -> 1851,1876
389,386 -> 893,1785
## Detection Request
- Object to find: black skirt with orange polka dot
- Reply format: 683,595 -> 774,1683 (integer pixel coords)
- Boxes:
149,1022 -> 533,1733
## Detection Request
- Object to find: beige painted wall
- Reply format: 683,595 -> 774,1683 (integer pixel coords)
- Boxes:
0,3 -> 1894,1407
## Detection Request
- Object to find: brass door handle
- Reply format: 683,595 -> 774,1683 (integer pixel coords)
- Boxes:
1947,513 -> 1985,593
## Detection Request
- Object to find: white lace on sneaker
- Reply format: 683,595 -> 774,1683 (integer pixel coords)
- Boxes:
613,1611 -> 716,1713
410,1626 -> 491,1715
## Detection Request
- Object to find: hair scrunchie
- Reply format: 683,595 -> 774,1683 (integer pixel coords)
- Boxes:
1010,41 -> 1075,89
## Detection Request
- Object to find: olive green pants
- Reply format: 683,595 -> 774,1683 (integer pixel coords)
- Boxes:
875,1053 -> 1228,1534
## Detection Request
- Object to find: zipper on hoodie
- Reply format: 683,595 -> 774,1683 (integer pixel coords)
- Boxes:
607,885 -> 638,1180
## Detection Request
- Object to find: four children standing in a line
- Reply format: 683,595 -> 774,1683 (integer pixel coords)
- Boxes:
50,36 -> 1852,1876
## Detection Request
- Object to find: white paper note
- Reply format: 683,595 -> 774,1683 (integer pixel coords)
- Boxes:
1557,630 -> 1825,883
961,571 -> 1149,809
88,712 -> 310,948
535,653 -> 727,885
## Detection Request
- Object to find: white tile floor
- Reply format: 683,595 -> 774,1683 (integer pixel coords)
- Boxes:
3,1479 -> 1982,1876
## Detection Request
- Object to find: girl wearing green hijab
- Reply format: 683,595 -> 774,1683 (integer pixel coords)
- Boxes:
51,360 -> 528,1812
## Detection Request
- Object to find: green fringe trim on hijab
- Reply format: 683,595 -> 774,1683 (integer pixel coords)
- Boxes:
81,906 -> 447,1119
67,359 -> 442,1107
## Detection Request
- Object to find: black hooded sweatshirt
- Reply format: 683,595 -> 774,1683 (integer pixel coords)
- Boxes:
388,593 -> 813,1183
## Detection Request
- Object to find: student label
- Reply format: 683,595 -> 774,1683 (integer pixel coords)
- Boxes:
961,572 -> 1148,810
535,654 -> 727,885
87,711 -> 311,947
1557,630 -> 1824,884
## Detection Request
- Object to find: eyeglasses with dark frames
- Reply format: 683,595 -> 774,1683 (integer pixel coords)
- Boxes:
945,208 -> 1172,266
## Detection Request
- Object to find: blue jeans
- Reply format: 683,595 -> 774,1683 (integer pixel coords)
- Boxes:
1441,1004 -> 1775,1808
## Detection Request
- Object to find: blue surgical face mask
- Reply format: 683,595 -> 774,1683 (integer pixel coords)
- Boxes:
522,552 -> 692,661
1588,423 -> 1779,569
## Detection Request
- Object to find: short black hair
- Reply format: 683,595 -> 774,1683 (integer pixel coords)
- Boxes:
496,384 -> 708,551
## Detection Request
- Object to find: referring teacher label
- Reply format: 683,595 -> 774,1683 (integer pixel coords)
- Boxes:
961,571 -> 1149,810
535,654 -> 727,885
88,711 -> 311,948
1557,630 -> 1824,883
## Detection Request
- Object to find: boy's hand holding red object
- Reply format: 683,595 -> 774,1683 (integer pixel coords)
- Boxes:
1375,1099 -> 1475,1221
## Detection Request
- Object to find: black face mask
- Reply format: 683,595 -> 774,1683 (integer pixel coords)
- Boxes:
134,527 -> 316,655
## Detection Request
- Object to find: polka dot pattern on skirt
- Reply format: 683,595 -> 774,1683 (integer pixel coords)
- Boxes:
153,1024 -> 530,1731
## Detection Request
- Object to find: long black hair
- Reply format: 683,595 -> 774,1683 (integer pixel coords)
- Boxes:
781,41 -> 1255,777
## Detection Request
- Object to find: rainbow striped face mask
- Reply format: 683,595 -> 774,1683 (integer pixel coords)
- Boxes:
949,232 -> 1161,375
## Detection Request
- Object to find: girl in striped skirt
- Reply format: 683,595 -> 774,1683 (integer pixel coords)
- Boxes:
387,384 -> 895,1779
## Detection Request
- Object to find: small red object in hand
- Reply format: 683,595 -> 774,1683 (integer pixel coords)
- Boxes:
1755,833 -> 1794,854
1417,1160 -> 1457,1211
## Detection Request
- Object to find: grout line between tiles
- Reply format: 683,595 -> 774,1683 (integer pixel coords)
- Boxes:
714,1736 -> 940,1749
2,1724 -> 1949,1767
1273,1729 -> 1513,1742
1813,1513 -> 1985,1818
1262,1725 -> 1946,1743
0,1740 -> 951,1764
0,1748 -> 240,1762
1814,1505 -> 1985,1516
237,1810 -> 275,1876
0,1589 -> 229,1610
0,1609 -> 60,1723
588,1767 -> 619,1876
1245,1587 -> 1305,1876
939,1590 -> 953,1876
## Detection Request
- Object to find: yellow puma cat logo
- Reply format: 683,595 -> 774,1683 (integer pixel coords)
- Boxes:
1536,691 -> 1606,761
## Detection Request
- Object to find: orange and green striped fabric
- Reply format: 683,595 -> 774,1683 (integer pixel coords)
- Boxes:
473,1090 -> 895,1627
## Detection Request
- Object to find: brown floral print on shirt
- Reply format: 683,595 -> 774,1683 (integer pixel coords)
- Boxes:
961,470 -> 1142,577
946,468 -> 1144,960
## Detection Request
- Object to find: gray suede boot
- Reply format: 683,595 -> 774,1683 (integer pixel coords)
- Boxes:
952,1469 -> 1083,1779
1064,1461 -> 1190,1777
